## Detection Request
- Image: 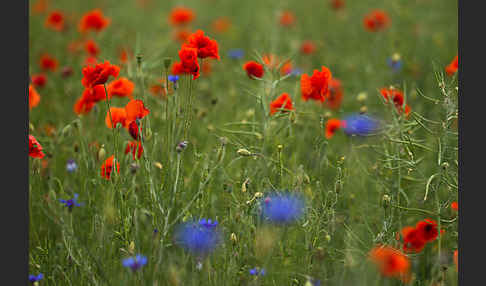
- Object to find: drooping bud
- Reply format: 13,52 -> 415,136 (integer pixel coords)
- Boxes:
163,57 -> 172,70
237,148 -> 251,156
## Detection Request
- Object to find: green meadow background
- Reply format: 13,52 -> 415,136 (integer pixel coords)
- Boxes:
29,0 -> 458,285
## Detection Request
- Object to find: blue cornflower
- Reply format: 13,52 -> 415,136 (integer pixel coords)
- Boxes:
228,49 -> 244,60
290,68 -> 303,76
122,254 -> 147,272
342,114 -> 380,137
249,267 -> 265,276
66,159 -> 77,173
29,273 -> 43,283
59,193 -> 82,211
168,75 -> 179,83
387,53 -> 402,73
174,219 -> 221,256
261,192 -> 306,225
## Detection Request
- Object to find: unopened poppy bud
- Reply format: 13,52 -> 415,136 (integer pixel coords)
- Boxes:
441,162 -> 449,170
136,54 -> 143,67
30,123 -> 35,132
98,145 -> 106,161
323,111 -> 332,120
325,234 -> 331,242
382,194 -> 391,208
128,241 -> 135,255
357,92 -> 368,102
163,57 -> 172,70
154,162 -> 163,169
254,192 -> 263,198
145,128 -> 152,140
360,106 -> 368,114
277,144 -> 283,151
289,111 -> 296,123
230,232 -> 237,243
237,148 -> 251,156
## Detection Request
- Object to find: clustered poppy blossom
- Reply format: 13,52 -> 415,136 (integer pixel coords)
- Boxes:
39,53 -> 58,72
261,192 -> 306,225
107,77 -> 135,99
326,78 -> 343,110
363,10 -> 390,32
369,245 -> 410,283
125,140 -> 143,160
445,55 -> 458,76
325,118 -> 344,139
105,99 -> 150,141
169,6 -> 195,26
243,61 -> 264,79
45,10 -> 65,31
300,40 -> 316,55
380,87 -> 411,116
74,85 -> 107,115
183,29 -> 220,60
269,93 -> 294,115
31,74 -> 47,89
82,61 -> 120,88
100,154 -> 120,180
401,218 -> 442,253
29,84 -> 41,109
78,9 -> 111,33
301,66 -> 333,102
29,135 -> 45,159
174,218 -> 222,257
279,10 -> 295,27
84,39 -> 100,57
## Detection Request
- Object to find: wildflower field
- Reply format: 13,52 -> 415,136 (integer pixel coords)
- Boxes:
28,0 -> 458,285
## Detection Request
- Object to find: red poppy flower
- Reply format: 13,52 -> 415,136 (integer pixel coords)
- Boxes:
243,61 -> 264,79
39,53 -> 58,72
82,61 -> 120,88
301,66 -> 333,102
280,61 -> 292,76
202,60 -> 213,75
107,77 -> 135,99
45,10 -> 65,31
119,48 -> 132,64
270,93 -> 294,115
380,88 -> 411,116
100,155 -> 120,180
176,47 -> 200,80
300,41 -> 316,55
79,9 -> 111,33
326,78 -> 343,110
74,96 -> 96,115
451,201 -> 458,211
453,250 -> 458,271
172,28 -> 192,43
445,55 -> 458,76
325,118 -> 343,139
29,84 -> 41,110
84,56 -> 98,67
183,30 -> 220,60
125,141 -> 143,160
29,135 -> 45,159
84,39 -> 100,57
105,107 -> 128,128
128,120 -> 141,140
401,226 -> 426,253
330,0 -> 345,10
149,82 -> 167,98
73,85 -> 107,115
363,10 -> 390,32
169,7 -> 195,26
125,99 -> 150,123
369,245 -> 411,283
211,17 -> 231,34
31,74 -> 47,88
415,218 -> 439,243
279,11 -> 295,27
32,0 -> 48,14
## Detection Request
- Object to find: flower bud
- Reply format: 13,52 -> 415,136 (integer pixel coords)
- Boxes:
237,148 -> 251,156
163,57 -> 172,70
382,194 -> 391,208
144,128 -> 153,141
360,106 -> 368,114
230,233 -> 237,243
98,145 -> 106,161
357,92 -> 368,102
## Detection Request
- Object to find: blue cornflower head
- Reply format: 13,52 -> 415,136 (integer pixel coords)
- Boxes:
290,68 -> 303,76
29,273 -> 43,283
249,267 -> 266,276
387,53 -> 402,72
66,159 -> 77,173
168,75 -> 179,83
59,194 -> 82,211
122,254 -> 147,272
261,192 -> 306,225
228,49 -> 244,60
342,114 -> 380,137
174,219 -> 221,256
